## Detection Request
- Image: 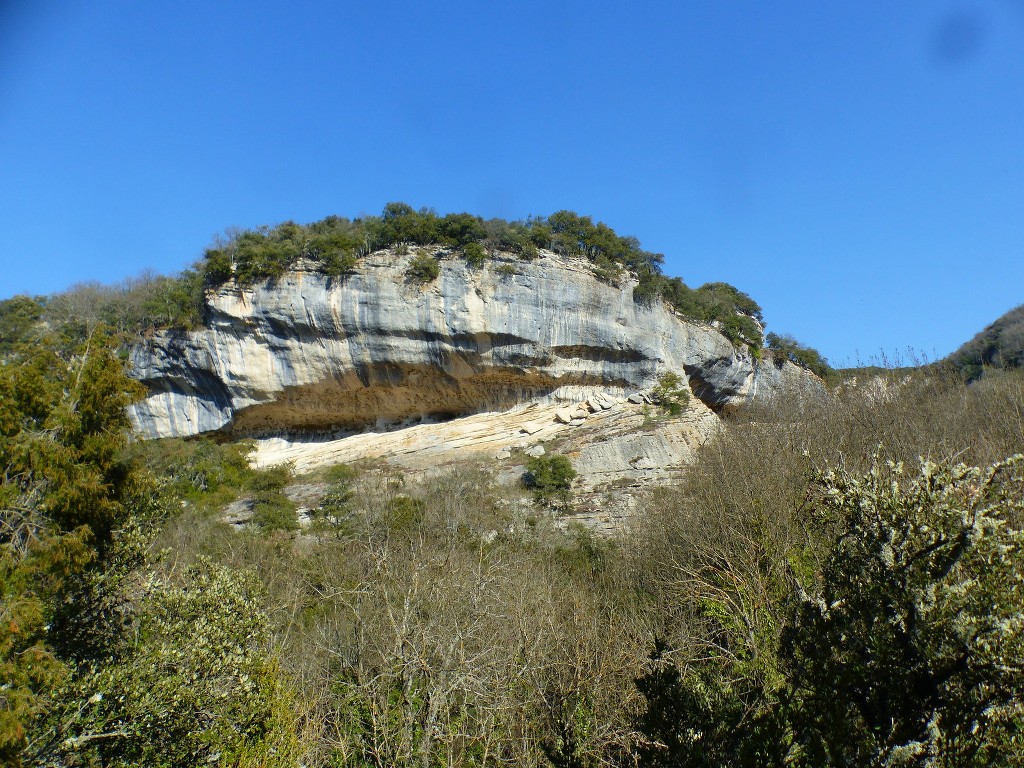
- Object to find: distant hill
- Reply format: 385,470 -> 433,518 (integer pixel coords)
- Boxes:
946,304 -> 1024,380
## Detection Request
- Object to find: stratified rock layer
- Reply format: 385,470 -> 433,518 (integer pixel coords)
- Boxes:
250,394 -> 722,534
129,250 -> 818,439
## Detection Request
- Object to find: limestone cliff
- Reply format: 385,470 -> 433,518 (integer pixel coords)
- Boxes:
128,249 -> 819,439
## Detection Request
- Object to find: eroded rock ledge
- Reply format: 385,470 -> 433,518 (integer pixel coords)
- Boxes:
128,249 -> 818,439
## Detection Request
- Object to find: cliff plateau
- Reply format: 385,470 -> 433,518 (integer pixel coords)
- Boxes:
129,248 -> 817,440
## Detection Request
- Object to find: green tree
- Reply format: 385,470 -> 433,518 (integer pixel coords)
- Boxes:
0,327 -> 145,548
462,241 -> 487,268
406,251 -> 441,283
651,372 -> 691,416
438,211 -> 487,246
0,296 -> 44,356
2,327 -> 302,765
203,247 -> 234,285
524,454 -> 577,503
0,327 -> 147,760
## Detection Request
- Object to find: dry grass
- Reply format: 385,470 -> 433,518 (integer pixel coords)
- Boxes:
149,367 -> 1024,767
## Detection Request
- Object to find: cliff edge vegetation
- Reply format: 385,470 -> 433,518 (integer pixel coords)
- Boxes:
25,205 -> 777,354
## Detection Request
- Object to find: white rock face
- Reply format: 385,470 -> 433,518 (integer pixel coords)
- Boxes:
128,250 -> 819,439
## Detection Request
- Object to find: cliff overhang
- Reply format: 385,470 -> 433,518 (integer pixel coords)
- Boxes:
128,250 -> 818,439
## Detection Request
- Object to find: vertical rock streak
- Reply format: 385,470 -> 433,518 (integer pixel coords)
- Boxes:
129,253 -> 816,439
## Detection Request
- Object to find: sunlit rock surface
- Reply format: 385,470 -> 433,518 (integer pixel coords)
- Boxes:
129,249 -> 819,439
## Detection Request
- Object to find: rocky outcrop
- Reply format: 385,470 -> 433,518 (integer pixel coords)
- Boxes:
129,249 -> 820,439
248,393 -> 722,534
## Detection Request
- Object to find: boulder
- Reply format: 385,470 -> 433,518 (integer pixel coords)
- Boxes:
555,408 -> 577,424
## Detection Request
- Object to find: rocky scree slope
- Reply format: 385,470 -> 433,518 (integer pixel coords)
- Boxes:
128,248 -> 819,440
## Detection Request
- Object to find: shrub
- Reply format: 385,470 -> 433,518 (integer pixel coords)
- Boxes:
248,464 -> 298,532
30,557 -> 302,767
633,270 -> 764,351
127,437 -> 256,514
634,452 -> 1024,767
312,486 -> 356,538
406,251 -> 440,283
651,372 -> 690,416
384,494 -> 426,530
592,253 -> 621,284
524,454 -> 577,503
319,249 -> 358,279
518,240 -> 539,259
462,241 -> 488,269
766,332 -> 831,381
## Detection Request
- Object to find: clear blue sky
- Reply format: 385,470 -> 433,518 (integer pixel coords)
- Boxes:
2,1 -> 1022,366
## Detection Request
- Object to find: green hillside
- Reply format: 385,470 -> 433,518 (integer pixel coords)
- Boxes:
946,304 -> 1024,380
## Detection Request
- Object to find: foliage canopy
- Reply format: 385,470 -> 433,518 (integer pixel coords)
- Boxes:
0,325 -> 300,766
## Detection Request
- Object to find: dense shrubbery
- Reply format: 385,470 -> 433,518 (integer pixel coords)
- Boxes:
203,216 -> 362,286
631,368 -> 1024,768
637,452 -> 1024,767
29,551 -> 300,767
125,436 -> 256,515
195,204 -> 665,289
766,331 -> 832,380
2,204 -> 767,353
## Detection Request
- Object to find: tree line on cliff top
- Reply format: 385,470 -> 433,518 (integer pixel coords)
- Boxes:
198,203 -> 767,351
7,203 -> 834,371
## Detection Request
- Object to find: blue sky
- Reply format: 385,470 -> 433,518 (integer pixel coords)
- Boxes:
2,1 -> 1022,366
